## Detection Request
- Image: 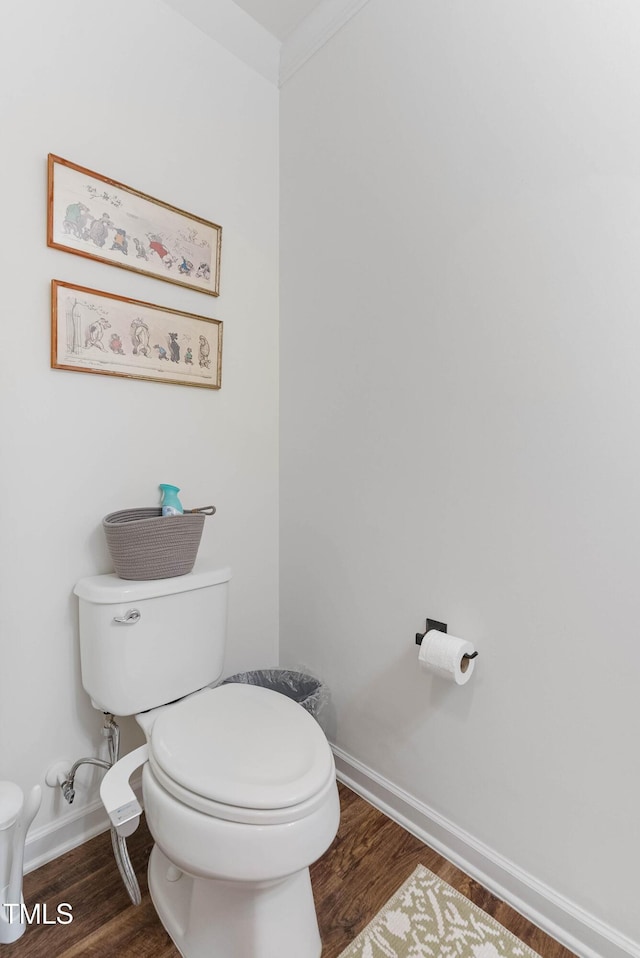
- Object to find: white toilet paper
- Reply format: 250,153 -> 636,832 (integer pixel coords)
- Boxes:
418,630 -> 476,685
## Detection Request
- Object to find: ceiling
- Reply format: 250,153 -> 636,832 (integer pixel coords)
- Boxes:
231,0 -> 327,39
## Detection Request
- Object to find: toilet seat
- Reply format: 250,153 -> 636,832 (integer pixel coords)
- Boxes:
149,683 -> 335,824
147,756 -> 337,825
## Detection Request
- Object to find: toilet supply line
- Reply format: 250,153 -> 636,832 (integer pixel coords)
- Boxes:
51,715 -> 141,906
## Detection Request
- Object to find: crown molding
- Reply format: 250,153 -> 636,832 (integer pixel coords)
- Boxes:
161,0 -> 280,86
279,0 -> 372,86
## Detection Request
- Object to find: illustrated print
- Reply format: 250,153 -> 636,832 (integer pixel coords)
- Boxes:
86,184 -> 122,209
130,317 -> 151,357
168,333 -> 180,363
53,280 -> 221,389
111,228 -> 128,255
85,317 -> 111,351
49,156 -> 221,296
148,234 -> 169,260
88,212 -> 113,248
109,332 -> 125,355
148,234 -> 176,269
133,238 -> 149,260
198,335 -> 211,369
63,202 -> 90,238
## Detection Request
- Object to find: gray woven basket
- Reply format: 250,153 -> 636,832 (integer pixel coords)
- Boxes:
103,507 -> 212,580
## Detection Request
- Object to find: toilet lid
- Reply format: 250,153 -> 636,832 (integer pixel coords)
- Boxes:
150,684 -> 333,811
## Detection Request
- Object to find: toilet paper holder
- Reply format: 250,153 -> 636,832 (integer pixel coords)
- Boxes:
415,618 -> 479,660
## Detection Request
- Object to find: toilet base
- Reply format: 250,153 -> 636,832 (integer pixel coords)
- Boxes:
148,844 -> 322,958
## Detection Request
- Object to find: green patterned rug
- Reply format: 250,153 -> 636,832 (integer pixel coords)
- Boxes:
338,865 -> 541,958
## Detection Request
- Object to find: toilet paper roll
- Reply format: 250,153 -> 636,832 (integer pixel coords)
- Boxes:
418,630 -> 476,685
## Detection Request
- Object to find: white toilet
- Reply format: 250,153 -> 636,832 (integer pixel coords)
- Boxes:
73,564 -> 340,958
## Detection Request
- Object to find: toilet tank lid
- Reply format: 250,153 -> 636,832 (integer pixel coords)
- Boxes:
74,563 -> 231,604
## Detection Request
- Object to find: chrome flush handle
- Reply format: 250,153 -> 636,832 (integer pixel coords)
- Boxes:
113,609 -> 141,625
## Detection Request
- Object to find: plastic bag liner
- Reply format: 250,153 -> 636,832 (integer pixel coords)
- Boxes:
221,669 -> 328,720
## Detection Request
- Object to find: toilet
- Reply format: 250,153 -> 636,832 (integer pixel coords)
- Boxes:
73,564 -> 340,958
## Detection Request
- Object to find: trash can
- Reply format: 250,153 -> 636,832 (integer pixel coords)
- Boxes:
221,669 -> 327,721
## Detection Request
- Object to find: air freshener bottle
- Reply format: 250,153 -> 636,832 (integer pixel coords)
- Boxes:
159,484 -> 184,516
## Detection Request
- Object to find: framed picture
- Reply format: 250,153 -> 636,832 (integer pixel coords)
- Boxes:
47,154 -> 222,296
51,280 -> 222,389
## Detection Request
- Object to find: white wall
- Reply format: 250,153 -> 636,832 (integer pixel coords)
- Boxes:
280,0 -> 640,948
0,0 -> 279,849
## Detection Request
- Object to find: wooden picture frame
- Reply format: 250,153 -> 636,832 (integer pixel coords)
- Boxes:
52,280 -> 222,389
47,154 -> 222,296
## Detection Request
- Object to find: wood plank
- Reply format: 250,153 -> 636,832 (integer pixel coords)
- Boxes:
8,784 -> 576,957
311,784 -> 578,958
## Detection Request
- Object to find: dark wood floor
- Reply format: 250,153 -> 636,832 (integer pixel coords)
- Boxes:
10,783 -> 576,958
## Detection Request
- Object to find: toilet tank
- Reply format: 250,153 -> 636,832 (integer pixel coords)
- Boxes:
74,563 -> 231,716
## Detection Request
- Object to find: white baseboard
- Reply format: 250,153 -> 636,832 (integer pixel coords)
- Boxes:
23,751 -> 638,958
24,775 -> 143,875
332,746 -> 639,958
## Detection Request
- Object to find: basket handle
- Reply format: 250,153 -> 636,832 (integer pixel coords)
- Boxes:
185,505 -> 216,516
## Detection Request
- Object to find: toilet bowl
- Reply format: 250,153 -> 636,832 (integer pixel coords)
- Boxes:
76,564 -> 339,957
142,685 -> 340,958
102,683 -> 340,958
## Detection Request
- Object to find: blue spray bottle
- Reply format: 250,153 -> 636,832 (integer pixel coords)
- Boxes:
159,484 -> 184,516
